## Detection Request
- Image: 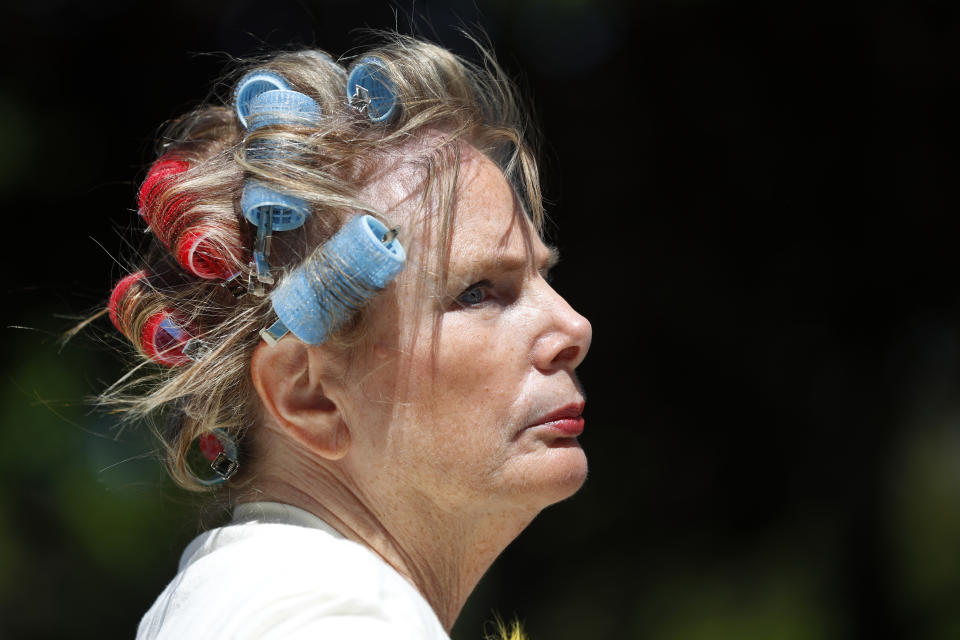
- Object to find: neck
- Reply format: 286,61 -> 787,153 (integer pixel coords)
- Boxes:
243,447 -> 538,631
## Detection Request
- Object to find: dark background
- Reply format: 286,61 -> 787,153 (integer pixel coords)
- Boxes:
2,0 -> 959,638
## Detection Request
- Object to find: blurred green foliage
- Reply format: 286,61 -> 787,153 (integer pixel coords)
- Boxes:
887,416 -> 960,638
0,316 -> 197,638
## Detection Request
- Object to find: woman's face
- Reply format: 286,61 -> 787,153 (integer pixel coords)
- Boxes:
339,146 -> 592,517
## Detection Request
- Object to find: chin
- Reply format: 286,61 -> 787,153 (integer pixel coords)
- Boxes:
530,443 -> 589,507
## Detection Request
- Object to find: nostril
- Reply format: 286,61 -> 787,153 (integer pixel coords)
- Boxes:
553,345 -> 580,365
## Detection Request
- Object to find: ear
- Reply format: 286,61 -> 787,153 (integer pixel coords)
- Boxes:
251,337 -> 351,460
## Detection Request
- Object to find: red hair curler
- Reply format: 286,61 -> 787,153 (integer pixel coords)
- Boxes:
141,310 -> 196,367
151,193 -> 196,248
138,155 -> 191,226
108,270 -> 148,332
174,226 -> 242,280
109,272 -> 192,366
108,273 -> 205,367
138,154 -> 244,281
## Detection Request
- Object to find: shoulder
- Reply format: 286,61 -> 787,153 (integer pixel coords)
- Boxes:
137,521 -> 447,640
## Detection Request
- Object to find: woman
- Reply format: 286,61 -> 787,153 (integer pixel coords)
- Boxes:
106,35 -> 591,639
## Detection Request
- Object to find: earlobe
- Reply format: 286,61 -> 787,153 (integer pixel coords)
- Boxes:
250,338 -> 351,460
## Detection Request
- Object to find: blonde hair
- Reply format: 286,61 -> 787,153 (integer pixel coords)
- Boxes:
101,34 -> 544,492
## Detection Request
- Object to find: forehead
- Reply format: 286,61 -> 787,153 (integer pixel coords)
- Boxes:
359,140 -> 551,276
445,150 -> 552,274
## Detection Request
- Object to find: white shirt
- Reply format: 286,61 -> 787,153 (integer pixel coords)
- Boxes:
137,502 -> 450,639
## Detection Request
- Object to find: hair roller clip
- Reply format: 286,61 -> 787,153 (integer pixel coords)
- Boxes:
194,428 -> 239,485
138,155 -> 190,226
234,70 -> 292,129
141,311 -> 206,367
175,226 -> 243,281
240,181 -> 311,291
261,214 -> 406,346
346,57 -> 398,123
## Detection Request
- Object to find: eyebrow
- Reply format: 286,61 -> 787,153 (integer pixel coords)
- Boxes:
460,244 -> 559,281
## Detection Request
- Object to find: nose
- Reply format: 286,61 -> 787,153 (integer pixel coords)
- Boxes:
532,279 -> 592,372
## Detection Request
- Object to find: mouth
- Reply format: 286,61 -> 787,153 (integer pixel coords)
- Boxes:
527,402 -> 585,437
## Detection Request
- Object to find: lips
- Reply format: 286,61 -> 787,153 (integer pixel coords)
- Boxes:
527,402 -> 585,436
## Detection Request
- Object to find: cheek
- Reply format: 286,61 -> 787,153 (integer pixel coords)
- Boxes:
392,314 -> 532,482
431,315 -> 524,410
371,307 -> 534,474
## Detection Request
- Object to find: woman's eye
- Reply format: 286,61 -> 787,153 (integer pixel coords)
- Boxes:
456,282 -> 489,307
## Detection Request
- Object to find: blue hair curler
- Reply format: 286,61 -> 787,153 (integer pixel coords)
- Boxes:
246,89 -> 321,132
262,214 -> 406,345
234,70 -> 291,128
241,181 -> 310,231
346,57 -> 398,123
241,182 -> 312,287
235,69 -> 323,294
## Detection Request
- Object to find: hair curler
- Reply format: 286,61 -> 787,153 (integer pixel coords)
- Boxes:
234,70 -> 293,128
137,155 -> 190,226
234,69 -> 322,292
194,429 -> 239,485
261,214 -> 405,346
141,311 -> 204,367
347,57 -> 398,122
138,155 -> 243,281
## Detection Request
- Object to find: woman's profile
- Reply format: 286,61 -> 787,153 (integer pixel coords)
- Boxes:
102,34 -> 592,639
